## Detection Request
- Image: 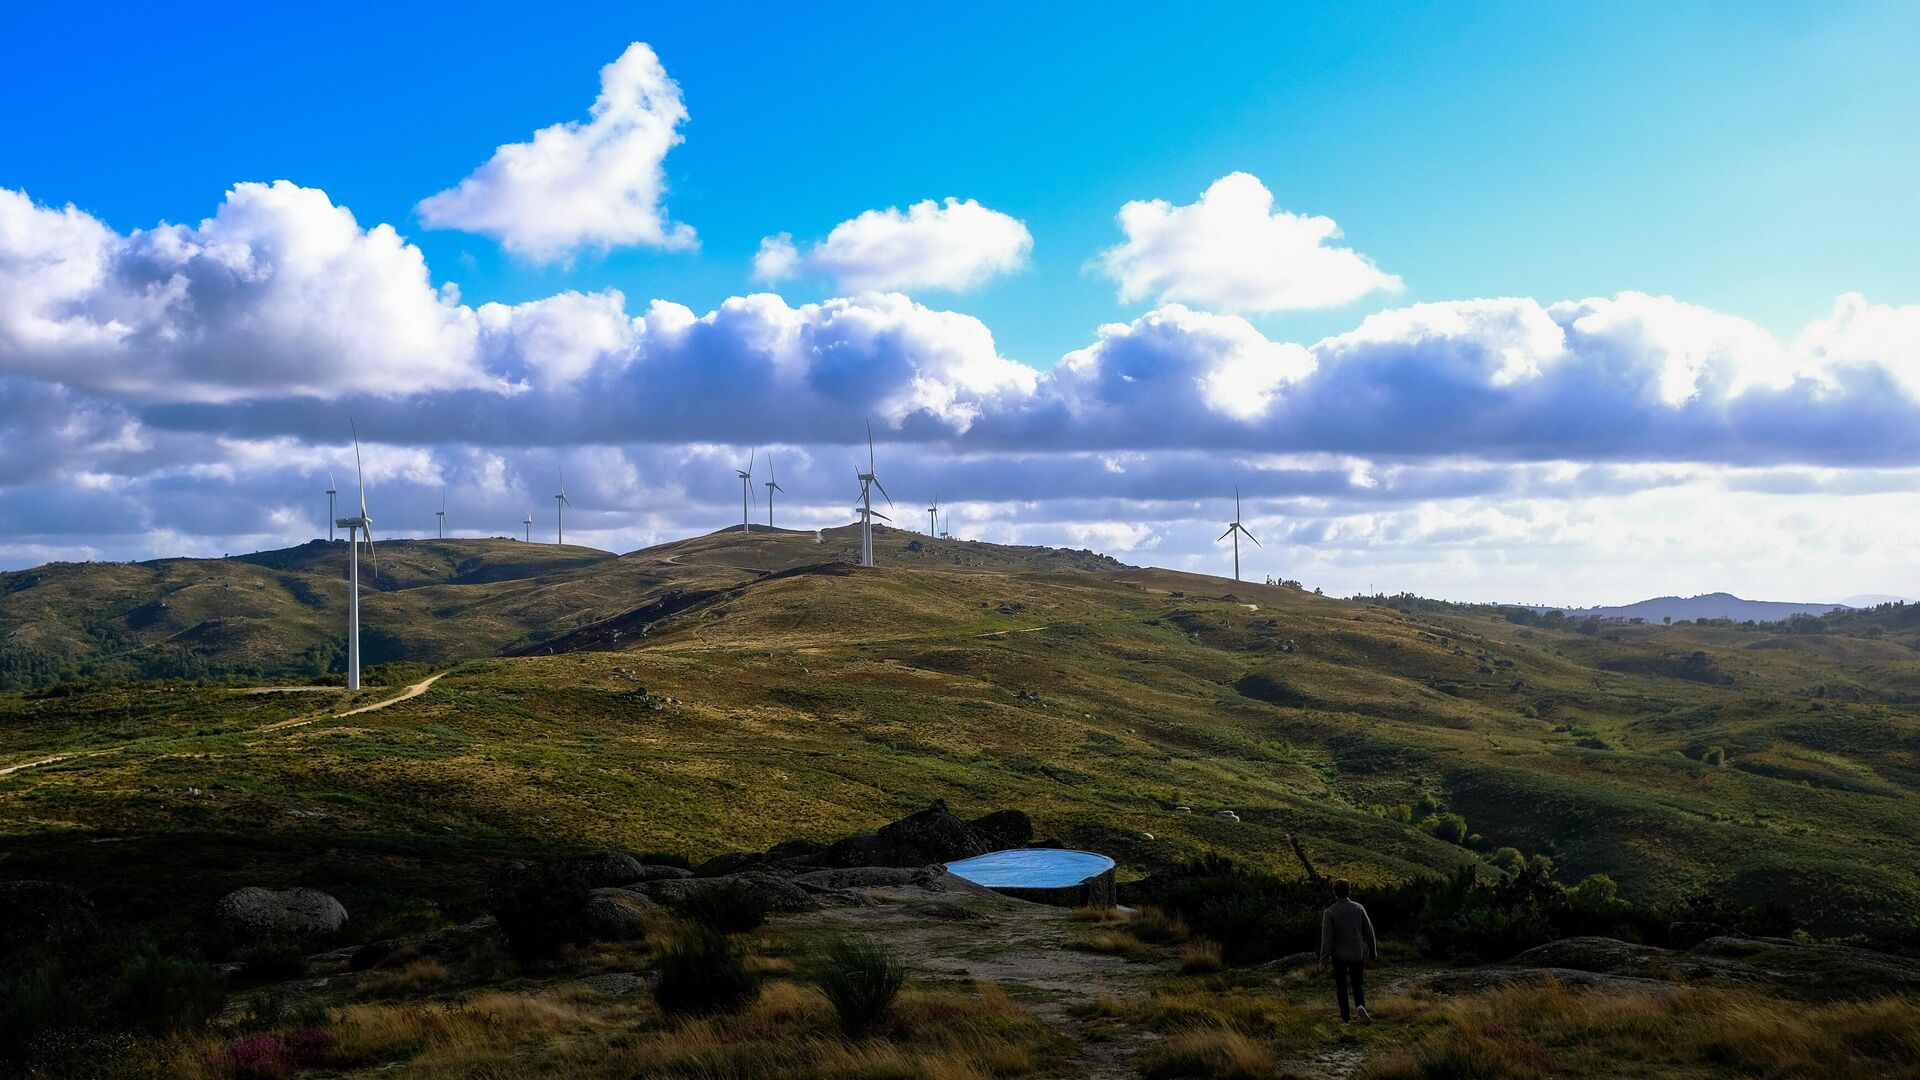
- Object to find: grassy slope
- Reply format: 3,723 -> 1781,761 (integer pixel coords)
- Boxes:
3,528 -> 1918,944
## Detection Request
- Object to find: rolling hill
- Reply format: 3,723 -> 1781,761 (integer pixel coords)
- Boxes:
3,527 -> 1919,948
1550,592 -> 1848,623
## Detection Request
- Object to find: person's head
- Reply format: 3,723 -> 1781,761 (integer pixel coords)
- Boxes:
1333,878 -> 1351,899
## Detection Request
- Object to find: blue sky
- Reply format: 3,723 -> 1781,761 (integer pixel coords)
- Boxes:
2,3 -> 1917,602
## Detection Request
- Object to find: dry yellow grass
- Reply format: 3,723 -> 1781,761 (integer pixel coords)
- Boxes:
354,957 -> 451,999
1361,981 -> 1920,1080
1140,1027 -> 1276,1079
1178,938 -> 1224,974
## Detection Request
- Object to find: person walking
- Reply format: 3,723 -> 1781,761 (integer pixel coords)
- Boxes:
1317,878 -> 1378,1024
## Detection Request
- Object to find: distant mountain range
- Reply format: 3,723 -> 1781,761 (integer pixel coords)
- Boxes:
1534,591 -> 1894,623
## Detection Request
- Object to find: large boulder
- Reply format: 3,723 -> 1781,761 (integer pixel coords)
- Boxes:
971,809 -> 1034,849
635,872 -> 820,914
821,800 -> 1027,868
213,887 -> 347,944
792,867 -> 926,891
581,888 -> 658,940
550,851 -> 690,888
0,880 -> 98,953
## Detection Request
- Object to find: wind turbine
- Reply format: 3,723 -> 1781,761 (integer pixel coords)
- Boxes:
855,422 -> 892,567
927,494 -> 938,536
325,472 -> 338,542
764,454 -> 784,529
735,450 -> 756,533
436,491 -> 447,539
333,424 -> 378,691
522,511 -> 533,543
1217,487 -> 1261,582
554,471 -> 571,545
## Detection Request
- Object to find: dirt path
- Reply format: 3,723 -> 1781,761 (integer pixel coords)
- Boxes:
0,752 -> 88,777
0,672 -> 448,775
259,671 -> 448,729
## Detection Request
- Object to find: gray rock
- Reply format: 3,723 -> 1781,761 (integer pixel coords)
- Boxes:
0,880 -> 98,953
1689,935 -> 1920,991
553,851 -> 649,888
1509,936 -> 1762,985
214,887 -> 347,943
914,901 -> 985,921
792,866 -> 924,891
820,801 -> 1032,868
636,872 -> 822,915
581,888 -> 656,940
1254,951 -> 1319,974
631,864 -> 694,882
572,971 -> 648,997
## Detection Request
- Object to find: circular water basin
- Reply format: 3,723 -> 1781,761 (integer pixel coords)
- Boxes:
944,848 -> 1115,890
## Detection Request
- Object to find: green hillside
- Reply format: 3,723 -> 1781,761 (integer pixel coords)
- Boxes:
3,529 -> 1918,945
0,527 -> 1125,690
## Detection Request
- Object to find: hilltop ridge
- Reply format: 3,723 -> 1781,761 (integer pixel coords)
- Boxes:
0,527 -> 1129,689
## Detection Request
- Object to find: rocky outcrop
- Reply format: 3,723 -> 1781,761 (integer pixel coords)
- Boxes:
546,851 -> 691,888
694,801 -> 1036,875
635,872 -> 821,914
581,888 -> 657,940
0,880 -> 98,952
1505,934 -> 1920,996
792,867 -> 927,891
214,887 -> 347,944
821,801 -> 1033,868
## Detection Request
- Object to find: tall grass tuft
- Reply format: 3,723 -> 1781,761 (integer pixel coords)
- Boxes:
653,929 -> 758,1017
1139,1026 -> 1276,1079
809,935 -> 905,1035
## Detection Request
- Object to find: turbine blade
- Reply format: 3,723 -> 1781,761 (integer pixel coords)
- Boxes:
1217,528 -> 1233,543
1236,487 -> 1242,518
871,508 -> 891,521
1244,529 -> 1262,548
867,420 -> 874,473
872,477 -> 892,507
351,420 -> 367,519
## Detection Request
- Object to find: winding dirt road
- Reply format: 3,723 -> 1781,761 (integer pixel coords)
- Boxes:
0,671 -> 447,775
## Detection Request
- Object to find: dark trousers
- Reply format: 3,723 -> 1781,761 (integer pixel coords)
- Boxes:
1332,960 -> 1366,1021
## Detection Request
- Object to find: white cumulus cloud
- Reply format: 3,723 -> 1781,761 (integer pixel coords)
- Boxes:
754,198 -> 1031,292
416,42 -> 695,262
0,182 -> 492,402
1094,172 -> 1401,313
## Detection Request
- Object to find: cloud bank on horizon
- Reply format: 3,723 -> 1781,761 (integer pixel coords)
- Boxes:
1,40 -> 1916,604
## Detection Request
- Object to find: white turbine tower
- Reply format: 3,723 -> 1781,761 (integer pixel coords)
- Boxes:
765,455 -> 784,529
334,424 -> 378,691
735,450 -> 756,533
436,491 -> 447,539
927,493 -> 938,536
523,511 -> 533,543
325,472 -> 338,542
855,422 -> 892,567
1217,487 -> 1261,582
554,471 -> 571,545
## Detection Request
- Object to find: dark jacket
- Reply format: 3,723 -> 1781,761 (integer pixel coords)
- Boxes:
1319,898 -> 1378,963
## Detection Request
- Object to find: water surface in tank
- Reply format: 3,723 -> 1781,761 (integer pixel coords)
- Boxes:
945,848 -> 1114,888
